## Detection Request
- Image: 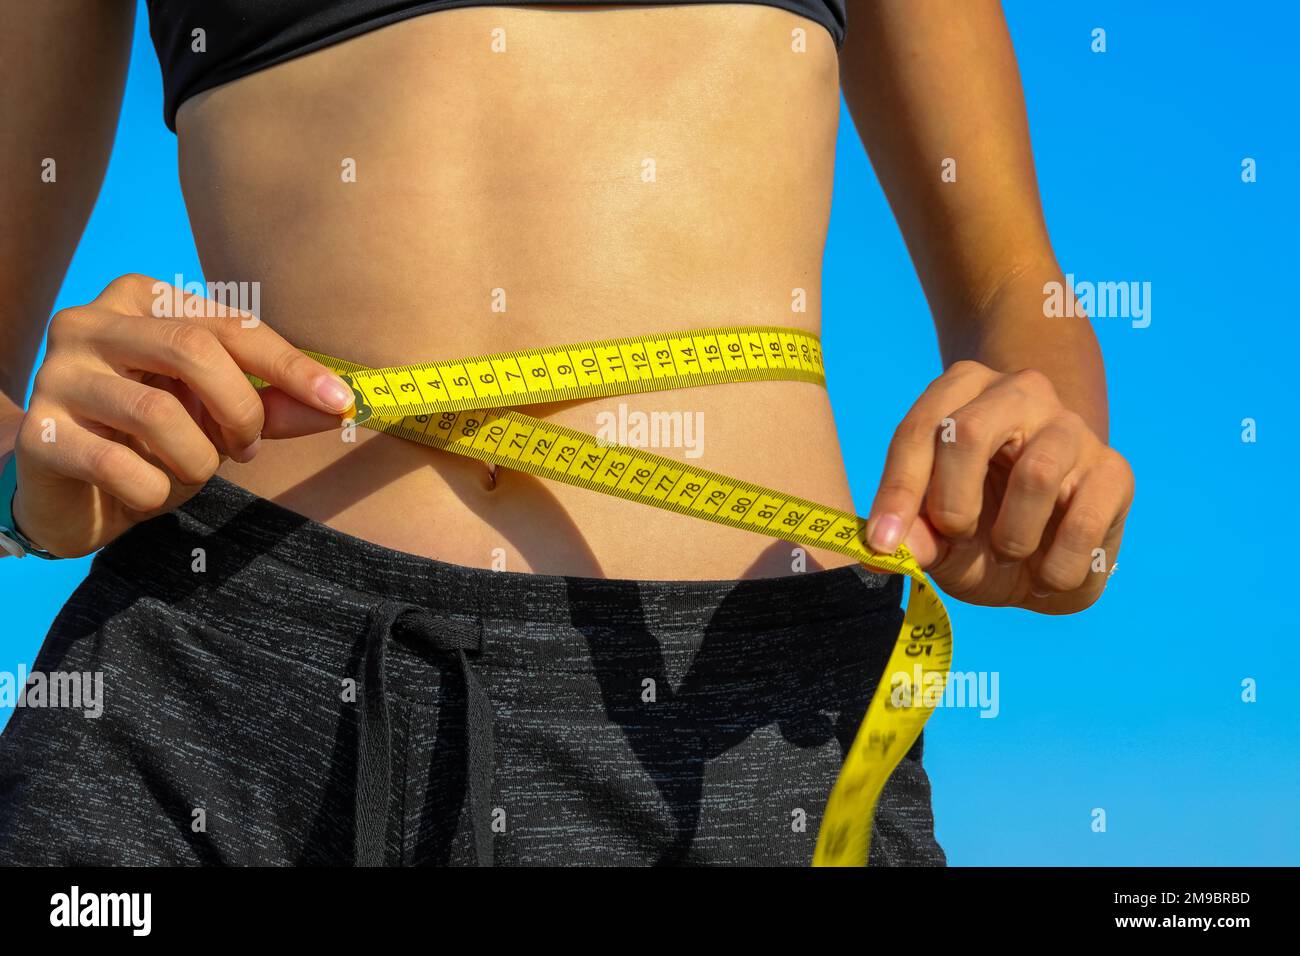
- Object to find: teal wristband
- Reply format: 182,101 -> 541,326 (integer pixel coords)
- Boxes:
0,452 -> 61,560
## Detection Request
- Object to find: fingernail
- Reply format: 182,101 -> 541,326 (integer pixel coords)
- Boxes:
995,556 -> 1018,568
869,514 -> 903,553
314,374 -> 354,412
1031,588 -> 1051,599
234,436 -> 261,462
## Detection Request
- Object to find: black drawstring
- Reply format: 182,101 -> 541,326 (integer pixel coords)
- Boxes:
354,601 -> 494,866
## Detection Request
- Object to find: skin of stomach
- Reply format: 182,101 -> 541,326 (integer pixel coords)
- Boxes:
178,4 -> 856,580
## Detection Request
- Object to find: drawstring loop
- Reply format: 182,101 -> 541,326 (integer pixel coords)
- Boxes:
354,601 -> 493,866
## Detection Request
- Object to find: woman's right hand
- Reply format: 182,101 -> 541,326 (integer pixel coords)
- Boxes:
8,274 -> 357,558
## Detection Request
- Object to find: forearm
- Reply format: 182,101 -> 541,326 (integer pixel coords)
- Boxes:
0,0 -> 134,406
841,0 -> 1052,307
936,258 -> 1110,442
0,399 -> 20,557
0,396 -> 21,444
840,0 -> 1109,441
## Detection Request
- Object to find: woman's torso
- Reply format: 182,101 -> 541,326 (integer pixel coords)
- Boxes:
175,4 -> 853,579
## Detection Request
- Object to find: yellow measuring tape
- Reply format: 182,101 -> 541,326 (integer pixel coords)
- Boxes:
268,326 -> 952,866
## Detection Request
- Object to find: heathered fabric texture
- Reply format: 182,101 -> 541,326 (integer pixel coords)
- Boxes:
0,475 -> 944,866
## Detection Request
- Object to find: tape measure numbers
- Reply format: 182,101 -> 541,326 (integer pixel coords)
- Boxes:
260,326 -> 952,866
335,326 -> 828,420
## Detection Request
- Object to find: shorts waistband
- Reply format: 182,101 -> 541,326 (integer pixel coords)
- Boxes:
100,474 -> 902,634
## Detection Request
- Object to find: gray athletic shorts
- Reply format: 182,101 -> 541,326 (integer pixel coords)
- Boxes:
0,475 -> 944,866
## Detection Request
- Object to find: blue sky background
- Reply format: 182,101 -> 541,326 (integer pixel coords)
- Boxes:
3,1 -> 1296,864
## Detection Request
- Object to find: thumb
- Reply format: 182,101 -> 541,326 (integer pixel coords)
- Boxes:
259,386 -> 352,439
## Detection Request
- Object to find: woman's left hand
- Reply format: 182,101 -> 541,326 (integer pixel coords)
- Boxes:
866,360 -> 1134,614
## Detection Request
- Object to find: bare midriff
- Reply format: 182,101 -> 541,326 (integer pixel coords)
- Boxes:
179,4 -> 856,579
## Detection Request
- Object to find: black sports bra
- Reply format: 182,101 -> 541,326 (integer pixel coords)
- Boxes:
146,0 -> 847,132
